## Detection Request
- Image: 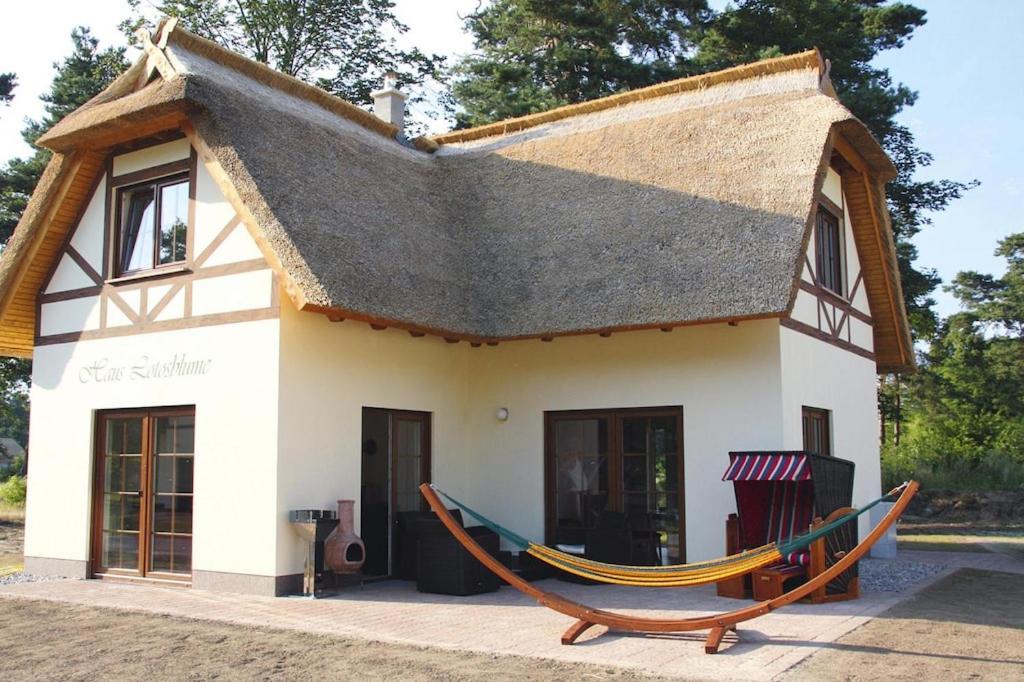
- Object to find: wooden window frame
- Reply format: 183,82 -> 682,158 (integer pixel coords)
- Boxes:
90,405 -> 196,582
543,405 -> 685,560
106,152 -> 196,282
815,204 -> 845,299
801,406 -> 832,457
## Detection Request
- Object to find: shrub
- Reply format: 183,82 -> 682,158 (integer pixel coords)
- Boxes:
883,447 -> 1024,491
0,474 -> 26,505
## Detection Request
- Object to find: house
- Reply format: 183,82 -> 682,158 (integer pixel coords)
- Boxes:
0,21 -> 912,595
0,438 -> 25,471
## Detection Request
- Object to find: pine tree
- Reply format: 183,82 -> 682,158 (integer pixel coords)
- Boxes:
896,233 -> 1024,482
452,0 -> 711,128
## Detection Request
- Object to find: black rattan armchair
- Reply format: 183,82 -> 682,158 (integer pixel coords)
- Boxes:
395,509 -> 463,581
415,513 -> 501,596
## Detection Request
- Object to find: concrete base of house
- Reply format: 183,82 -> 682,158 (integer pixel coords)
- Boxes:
23,556 -> 89,579
191,570 -> 303,597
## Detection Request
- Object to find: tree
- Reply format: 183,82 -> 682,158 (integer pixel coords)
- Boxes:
0,73 -> 14,106
897,233 -> 1024,476
122,0 -> 447,131
0,28 -> 129,449
452,0 -> 712,128
452,1 -> 975,342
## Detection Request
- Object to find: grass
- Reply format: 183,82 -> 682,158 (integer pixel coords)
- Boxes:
0,502 -> 25,522
897,534 -> 992,553
898,521 -> 1024,557
0,503 -> 24,574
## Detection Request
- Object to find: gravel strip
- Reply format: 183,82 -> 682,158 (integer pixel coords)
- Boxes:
858,557 -> 946,593
0,572 -> 76,586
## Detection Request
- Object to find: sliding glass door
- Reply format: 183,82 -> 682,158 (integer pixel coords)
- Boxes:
545,407 -> 684,563
92,407 -> 195,580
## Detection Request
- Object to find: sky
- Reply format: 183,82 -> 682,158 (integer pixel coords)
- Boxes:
0,0 -> 1019,319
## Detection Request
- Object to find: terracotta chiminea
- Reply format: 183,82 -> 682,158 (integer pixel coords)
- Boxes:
324,499 -> 366,573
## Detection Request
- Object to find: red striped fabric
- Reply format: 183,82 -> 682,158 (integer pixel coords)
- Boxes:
783,551 -> 810,567
722,452 -> 811,482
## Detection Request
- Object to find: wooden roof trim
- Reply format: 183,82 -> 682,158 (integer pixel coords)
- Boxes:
0,154 -> 80,317
431,49 -> 824,145
139,27 -> 178,82
306,303 -> 782,345
832,132 -> 913,371
0,151 -> 110,358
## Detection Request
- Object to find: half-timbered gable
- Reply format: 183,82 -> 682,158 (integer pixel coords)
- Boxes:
785,164 -> 875,362
35,135 -> 277,347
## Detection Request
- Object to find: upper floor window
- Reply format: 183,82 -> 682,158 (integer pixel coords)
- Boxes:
815,206 -> 844,297
116,174 -> 189,275
802,406 -> 831,457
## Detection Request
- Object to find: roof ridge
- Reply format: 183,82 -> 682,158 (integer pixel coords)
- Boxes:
432,49 -> 825,146
163,24 -> 401,141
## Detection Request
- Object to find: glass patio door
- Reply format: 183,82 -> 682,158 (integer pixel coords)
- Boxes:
550,416 -> 610,544
618,413 -> 683,564
546,407 -> 685,562
360,408 -> 431,578
93,407 -> 194,579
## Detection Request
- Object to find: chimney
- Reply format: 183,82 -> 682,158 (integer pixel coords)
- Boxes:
371,71 -> 407,132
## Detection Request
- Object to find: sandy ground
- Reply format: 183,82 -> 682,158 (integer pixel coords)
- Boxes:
0,597 -> 667,681
783,568 -> 1024,681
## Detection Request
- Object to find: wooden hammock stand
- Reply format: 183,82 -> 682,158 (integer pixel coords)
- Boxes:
419,480 -> 918,654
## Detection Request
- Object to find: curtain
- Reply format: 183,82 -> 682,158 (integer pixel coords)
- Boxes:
120,188 -> 154,273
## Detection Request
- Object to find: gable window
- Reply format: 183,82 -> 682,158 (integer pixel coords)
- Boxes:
802,406 -> 831,457
116,174 -> 189,275
815,206 -> 844,296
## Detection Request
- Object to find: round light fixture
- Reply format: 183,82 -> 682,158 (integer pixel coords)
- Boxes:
495,407 -> 510,422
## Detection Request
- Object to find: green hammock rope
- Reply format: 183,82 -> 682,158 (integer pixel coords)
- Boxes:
431,483 -> 903,582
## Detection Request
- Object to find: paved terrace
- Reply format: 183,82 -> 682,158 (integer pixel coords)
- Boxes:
2,550 -> 1022,681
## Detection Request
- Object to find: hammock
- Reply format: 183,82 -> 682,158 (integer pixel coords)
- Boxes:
431,484 -> 901,587
419,481 -> 919,653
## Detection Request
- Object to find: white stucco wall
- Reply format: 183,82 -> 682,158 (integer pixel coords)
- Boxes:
461,320 -> 785,562
25,318 -> 281,576
275,303 -> 470,576
778,325 -> 882,539
277,305 -> 785,570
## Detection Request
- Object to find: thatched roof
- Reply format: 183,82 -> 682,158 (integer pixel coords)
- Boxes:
0,22 -> 913,371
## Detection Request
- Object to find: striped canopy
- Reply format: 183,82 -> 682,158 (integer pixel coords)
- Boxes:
722,452 -> 812,482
